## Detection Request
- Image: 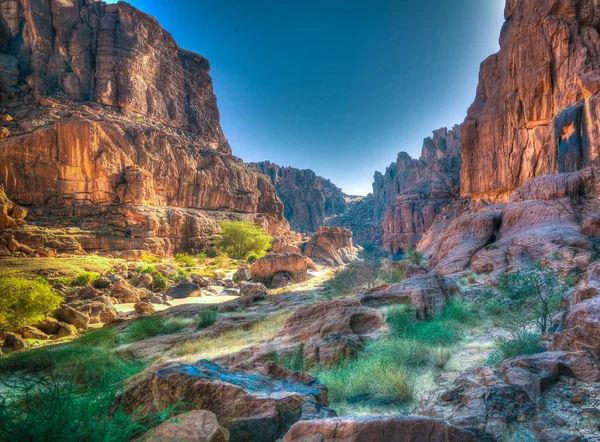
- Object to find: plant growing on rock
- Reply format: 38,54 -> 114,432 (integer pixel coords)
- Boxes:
247,253 -> 259,264
0,277 -> 62,332
216,221 -> 272,260
152,272 -> 168,290
406,248 -> 424,265
72,271 -> 101,287
174,253 -> 196,267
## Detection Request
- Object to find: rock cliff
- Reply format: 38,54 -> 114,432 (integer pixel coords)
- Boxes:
461,0 -> 600,201
252,161 -> 348,233
376,126 -> 461,253
0,0 -> 288,256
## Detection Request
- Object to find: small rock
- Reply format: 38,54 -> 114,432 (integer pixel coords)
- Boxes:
93,277 -> 112,289
2,333 -> 27,352
134,301 -> 156,315
550,414 -> 567,426
570,393 -> 584,404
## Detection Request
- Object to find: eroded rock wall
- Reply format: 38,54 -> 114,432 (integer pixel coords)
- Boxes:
0,0 -> 288,255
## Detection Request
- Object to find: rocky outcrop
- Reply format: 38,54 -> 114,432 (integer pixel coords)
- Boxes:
117,360 -> 335,442
302,226 -> 357,267
420,168 -> 598,276
547,296 -> 600,358
325,195 -> 381,246
361,274 -> 461,319
250,253 -> 308,288
461,0 -> 600,201
375,126 -> 461,254
253,161 -> 348,233
213,300 -> 384,369
0,0 -> 288,256
282,416 -> 477,442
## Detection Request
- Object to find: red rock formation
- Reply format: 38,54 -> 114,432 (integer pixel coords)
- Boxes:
375,126 -> 461,254
253,161 -> 348,233
461,0 -> 600,201
250,253 -> 308,288
0,0 -> 288,256
302,226 -> 357,267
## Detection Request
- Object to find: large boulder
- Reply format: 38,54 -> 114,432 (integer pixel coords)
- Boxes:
166,282 -> 202,299
361,273 -> 461,319
136,410 -> 229,442
0,184 -> 26,230
547,296 -> 600,358
302,226 -> 357,267
117,360 -> 335,442
53,304 -> 90,330
282,416 -> 476,442
250,253 -> 308,288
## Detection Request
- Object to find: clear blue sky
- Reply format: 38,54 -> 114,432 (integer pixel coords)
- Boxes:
107,0 -> 505,195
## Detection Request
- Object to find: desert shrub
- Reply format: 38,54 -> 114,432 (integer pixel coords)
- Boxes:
140,254 -> 160,264
496,261 -> 566,334
195,252 -> 208,263
121,316 -> 193,343
174,253 -> 196,267
466,273 -> 476,284
272,348 -> 306,372
247,253 -> 259,264
0,277 -> 62,332
379,260 -> 408,284
487,332 -> 542,367
216,221 -> 272,260
76,327 -> 119,348
197,309 -> 217,328
140,265 -> 156,274
406,248 -> 424,265
152,272 -> 168,290
328,260 -> 380,296
72,271 -> 101,287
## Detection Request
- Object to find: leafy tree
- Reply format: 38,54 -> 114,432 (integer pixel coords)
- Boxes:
0,277 -> 62,331
216,221 -> 272,260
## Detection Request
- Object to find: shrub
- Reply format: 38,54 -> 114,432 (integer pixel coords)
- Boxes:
379,260 -> 408,284
216,221 -> 272,260
466,273 -> 476,284
174,253 -> 196,267
247,253 -> 259,264
328,260 -> 380,296
496,261 -> 566,334
195,252 -> 208,263
121,316 -> 193,343
212,253 -> 230,269
140,265 -> 156,274
152,272 -> 168,290
72,271 -> 101,287
488,332 -> 542,367
406,248 -> 424,265
140,254 -> 160,264
197,309 -> 218,329
0,277 -> 62,332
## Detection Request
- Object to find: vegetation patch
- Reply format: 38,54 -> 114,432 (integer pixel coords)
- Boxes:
216,221 -> 272,260
121,316 -> 194,344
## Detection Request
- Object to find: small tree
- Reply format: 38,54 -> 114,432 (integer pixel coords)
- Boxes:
216,221 -> 272,260
406,248 -> 424,265
496,261 -> 566,335
0,277 -> 62,331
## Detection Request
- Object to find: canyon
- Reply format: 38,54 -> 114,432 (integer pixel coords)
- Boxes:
3,1 -> 600,442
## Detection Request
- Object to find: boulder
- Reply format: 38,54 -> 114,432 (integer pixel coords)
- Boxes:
548,296 -> 600,358
135,410 -> 229,442
283,416 -> 476,442
110,280 -> 142,303
250,253 -> 308,288
2,333 -> 27,352
232,268 -> 250,282
92,277 -> 112,289
117,360 -> 335,442
166,282 -> 202,299
18,326 -> 49,340
302,226 -> 357,267
239,282 -> 268,296
134,301 -> 156,315
361,273 -> 461,319
53,304 -> 90,330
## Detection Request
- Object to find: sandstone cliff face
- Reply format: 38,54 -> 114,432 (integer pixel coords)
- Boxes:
253,161 -> 348,233
0,0 -> 288,256
377,126 -> 462,253
461,0 -> 600,201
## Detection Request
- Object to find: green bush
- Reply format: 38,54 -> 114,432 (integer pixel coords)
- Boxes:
72,271 -> 101,287
488,332 -> 542,367
216,221 -> 272,260
121,316 -> 193,343
152,272 -> 168,290
140,254 -> 160,264
140,265 -> 156,274
197,309 -> 217,329
0,277 -> 62,332
174,253 -> 196,267
247,253 -> 259,264
406,248 -> 424,265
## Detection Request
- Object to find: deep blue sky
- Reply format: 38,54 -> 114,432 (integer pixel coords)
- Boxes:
108,0 -> 506,195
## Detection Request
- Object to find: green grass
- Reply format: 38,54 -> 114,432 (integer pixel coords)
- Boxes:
0,257 -> 114,280
311,300 -> 477,412
197,310 -> 217,329
487,332 -> 543,367
120,316 -> 194,344
72,271 -> 101,287
0,325 -> 173,442
174,254 -> 196,268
